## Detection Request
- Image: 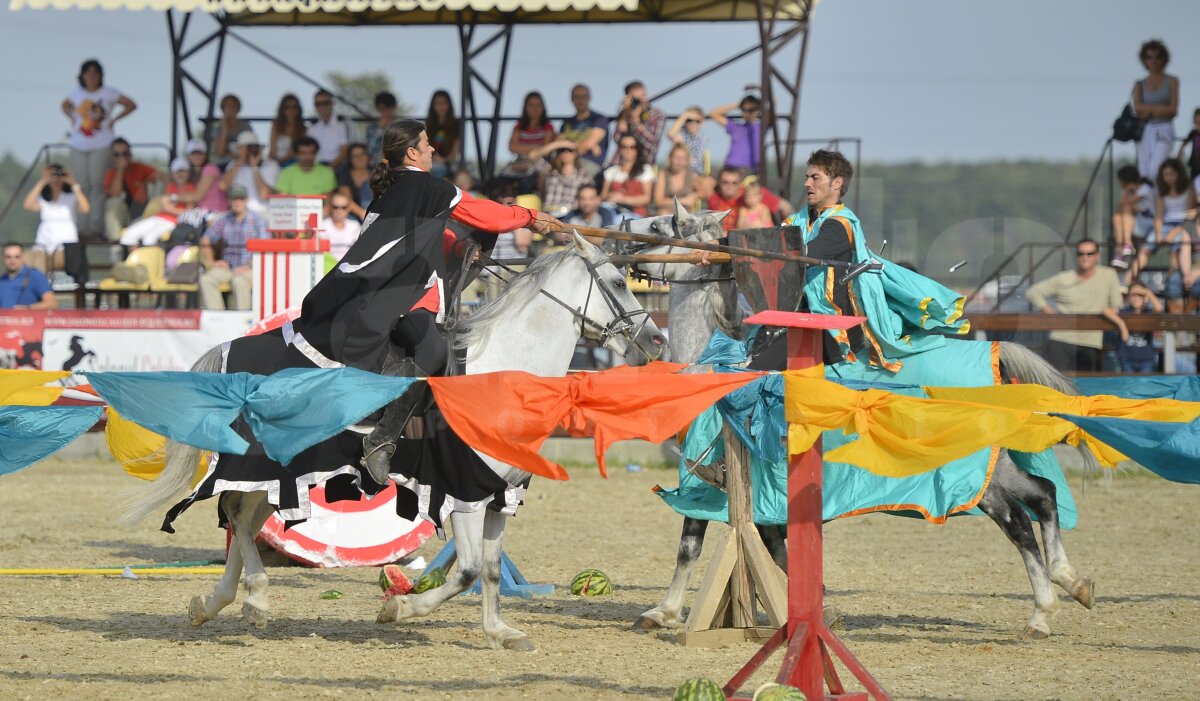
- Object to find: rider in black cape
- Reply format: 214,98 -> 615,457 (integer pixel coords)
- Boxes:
291,119 -> 561,484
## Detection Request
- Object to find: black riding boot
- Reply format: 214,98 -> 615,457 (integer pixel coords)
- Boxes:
361,354 -> 428,486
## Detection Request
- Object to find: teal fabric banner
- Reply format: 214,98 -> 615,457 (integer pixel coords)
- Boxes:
1055,413 -> 1200,485
85,369 -> 416,465
1076,376 -> 1200,402
0,405 -> 103,476
657,330 -> 1078,527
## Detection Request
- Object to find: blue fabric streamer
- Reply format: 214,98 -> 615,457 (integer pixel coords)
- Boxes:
1054,413 -> 1200,485
85,369 -> 417,466
0,405 -> 103,476
1075,375 -> 1200,402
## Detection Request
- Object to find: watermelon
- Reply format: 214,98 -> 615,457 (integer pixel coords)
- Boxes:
413,567 -> 447,594
570,568 -> 613,596
673,677 -> 725,701
752,682 -> 806,701
378,564 -> 412,596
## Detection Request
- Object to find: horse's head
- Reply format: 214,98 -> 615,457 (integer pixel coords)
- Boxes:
622,201 -> 732,284
567,232 -> 666,366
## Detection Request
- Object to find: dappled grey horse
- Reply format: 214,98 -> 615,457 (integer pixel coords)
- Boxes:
627,207 -> 1096,640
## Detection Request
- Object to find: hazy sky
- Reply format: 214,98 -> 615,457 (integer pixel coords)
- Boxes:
1,0 -> 1196,164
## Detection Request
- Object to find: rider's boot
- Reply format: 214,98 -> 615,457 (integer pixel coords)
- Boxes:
361,352 -> 428,486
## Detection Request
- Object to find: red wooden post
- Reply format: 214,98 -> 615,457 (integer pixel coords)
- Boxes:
724,311 -> 891,701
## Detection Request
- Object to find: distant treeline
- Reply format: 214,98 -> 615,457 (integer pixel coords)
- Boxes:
835,159 -> 1104,288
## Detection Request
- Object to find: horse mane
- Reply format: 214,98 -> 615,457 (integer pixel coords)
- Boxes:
454,248 -> 583,354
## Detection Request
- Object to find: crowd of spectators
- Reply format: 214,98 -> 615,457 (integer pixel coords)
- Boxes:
10,58 -> 800,312
1024,39 -> 1200,374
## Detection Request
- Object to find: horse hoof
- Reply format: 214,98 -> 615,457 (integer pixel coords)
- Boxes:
823,604 -> 846,631
632,615 -> 664,632
188,596 -> 209,627
1071,578 -> 1095,610
241,602 -> 269,629
503,636 -> 536,652
377,597 -> 400,624
1020,625 -> 1050,641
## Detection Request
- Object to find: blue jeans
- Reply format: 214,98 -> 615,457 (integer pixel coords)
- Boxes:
1118,357 -> 1156,373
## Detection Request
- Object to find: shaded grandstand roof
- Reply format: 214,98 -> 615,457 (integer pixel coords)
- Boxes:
9,0 -> 814,26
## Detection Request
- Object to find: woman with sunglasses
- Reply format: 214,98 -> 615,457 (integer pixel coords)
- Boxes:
1132,40 -> 1179,181
337,142 -> 373,221
23,164 -> 90,274
269,94 -> 306,166
600,136 -> 655,217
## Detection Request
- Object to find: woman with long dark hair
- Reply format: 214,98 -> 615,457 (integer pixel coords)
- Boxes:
337,142 -> 374,221
600,135 -> 655,216
269,93 -> 306,166
293,118 -> 561,484
425,90 -> 460,178
508,91 -> 555,158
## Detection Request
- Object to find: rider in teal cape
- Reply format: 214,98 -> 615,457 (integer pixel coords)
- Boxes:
782,152 -> 969,372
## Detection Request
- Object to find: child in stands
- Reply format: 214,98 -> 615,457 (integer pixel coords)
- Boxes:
1117,281 -> 1163,373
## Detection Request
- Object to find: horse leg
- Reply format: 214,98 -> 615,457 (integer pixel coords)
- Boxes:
480,510 -> 534,651
378,510 -> 485,625
634,516 -> 708,631
229,491 -> 274,629
188,493 -> 244,627
978,475 -> 1060,640
997,465 -> 1094,610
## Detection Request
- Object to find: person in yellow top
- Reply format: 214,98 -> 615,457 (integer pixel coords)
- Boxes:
1026,239 -> 1127,372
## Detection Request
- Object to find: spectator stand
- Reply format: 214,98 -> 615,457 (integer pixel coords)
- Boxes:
10,0 -> 819,196
0,141 -> 173,309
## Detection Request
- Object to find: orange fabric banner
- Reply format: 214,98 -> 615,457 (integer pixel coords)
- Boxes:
428,362 -> 762,480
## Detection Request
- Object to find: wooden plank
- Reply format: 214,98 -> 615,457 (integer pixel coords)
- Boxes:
741,527 -> 788,628
682,528 -> 738,635
968,313 -> 1200,332
677,626 -> 778,648
724,425 -> 756,629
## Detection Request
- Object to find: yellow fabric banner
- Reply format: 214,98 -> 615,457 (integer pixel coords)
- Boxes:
0,370 -> 68,406
106,407 -> 207,486
778,372 -> 1200,475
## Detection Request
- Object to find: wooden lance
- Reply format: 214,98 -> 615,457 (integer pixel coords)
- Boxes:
550,223 -> 883,283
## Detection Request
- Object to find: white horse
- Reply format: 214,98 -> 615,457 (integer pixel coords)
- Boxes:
627,207 -> 1096,640
124,234 -> 666,651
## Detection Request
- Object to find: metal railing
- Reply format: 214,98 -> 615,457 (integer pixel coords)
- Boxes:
965,138 -> 1116,313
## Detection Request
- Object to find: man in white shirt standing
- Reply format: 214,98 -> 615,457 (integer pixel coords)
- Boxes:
318,192 -> 362,260
307,89 -> 353,169
219,131 -> 279,219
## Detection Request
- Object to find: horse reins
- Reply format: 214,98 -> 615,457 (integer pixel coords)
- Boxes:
476,251 -> 658,359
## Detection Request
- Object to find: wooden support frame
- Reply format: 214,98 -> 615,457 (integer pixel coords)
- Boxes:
678,423 -> 787,647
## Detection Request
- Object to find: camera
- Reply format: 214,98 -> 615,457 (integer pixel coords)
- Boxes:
630,98 -> 643,110
50,167 -> 67,177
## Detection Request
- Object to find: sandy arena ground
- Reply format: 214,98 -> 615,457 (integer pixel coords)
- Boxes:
0,457 -> 1196,701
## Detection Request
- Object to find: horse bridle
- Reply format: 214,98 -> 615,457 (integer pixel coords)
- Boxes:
478,251 -> 659,360
625,218 -> 735,286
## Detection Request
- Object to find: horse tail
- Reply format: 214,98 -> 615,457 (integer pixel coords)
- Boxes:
120,344 -> 224,527
997,341 -> 1099,478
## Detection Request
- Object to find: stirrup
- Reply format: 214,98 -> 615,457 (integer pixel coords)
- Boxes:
361,440 -> 396,485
